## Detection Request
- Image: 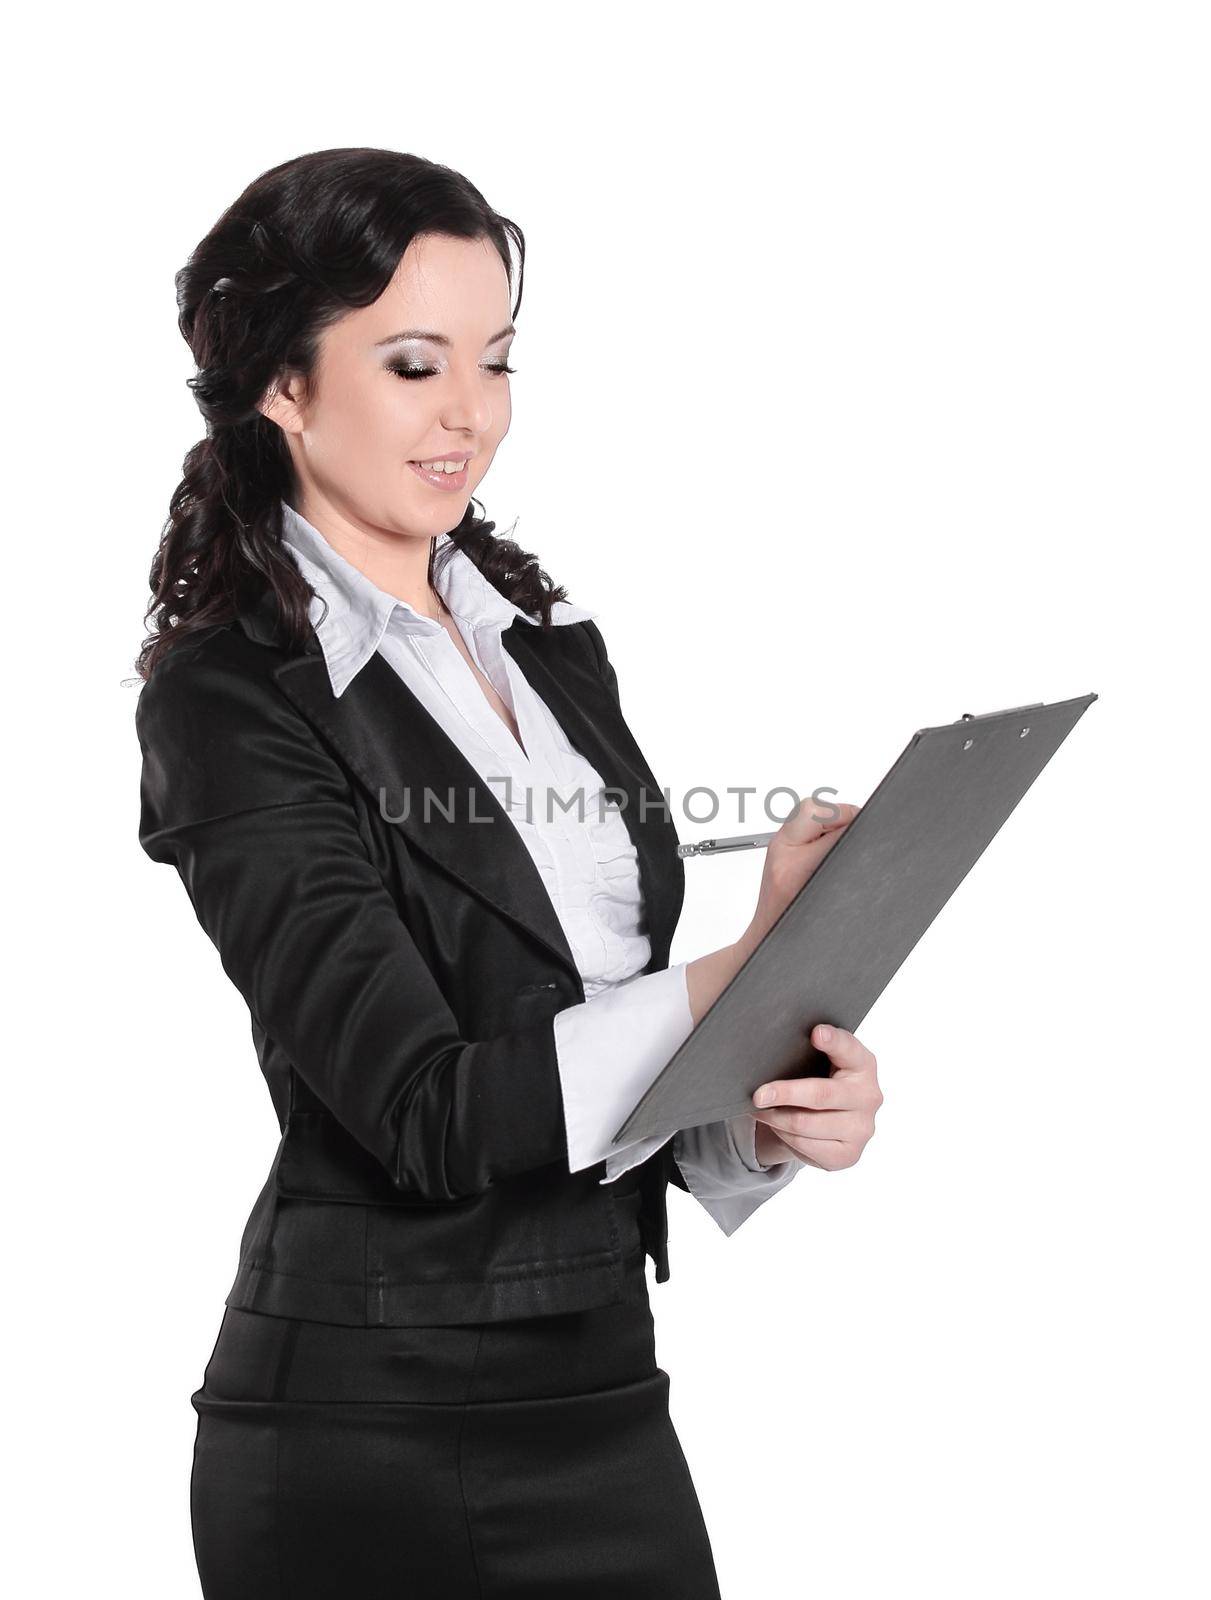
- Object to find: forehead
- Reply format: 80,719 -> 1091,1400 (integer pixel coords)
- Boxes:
338,234 -> 514,348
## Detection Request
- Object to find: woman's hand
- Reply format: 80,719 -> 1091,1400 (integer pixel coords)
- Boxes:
750,1024 -> 883,1169
731,793 -> 875,1166
687,795 -> 861,1027
735,795 -> 861,964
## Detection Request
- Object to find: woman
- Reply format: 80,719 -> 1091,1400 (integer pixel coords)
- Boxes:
134,147 -> 883,1599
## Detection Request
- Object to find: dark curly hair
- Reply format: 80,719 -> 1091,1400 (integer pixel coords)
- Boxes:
135,147 -> 571,681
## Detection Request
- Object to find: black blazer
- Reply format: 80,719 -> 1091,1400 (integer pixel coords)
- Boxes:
135,581 -> 690,1326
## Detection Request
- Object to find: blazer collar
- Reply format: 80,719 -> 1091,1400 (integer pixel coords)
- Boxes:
234,578 -> 684,996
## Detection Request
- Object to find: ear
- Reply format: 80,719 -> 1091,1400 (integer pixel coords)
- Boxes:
257,368 -> 309,435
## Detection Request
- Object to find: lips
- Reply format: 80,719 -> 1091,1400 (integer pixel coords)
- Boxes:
407,459 -> 470,492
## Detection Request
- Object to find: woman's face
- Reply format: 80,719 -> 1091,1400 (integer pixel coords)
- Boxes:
266,232 -> 515,539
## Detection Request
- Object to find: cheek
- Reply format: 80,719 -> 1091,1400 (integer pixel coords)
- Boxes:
314,371 -> 416,464
366,385 -> 434,477
381,377 -> 431,449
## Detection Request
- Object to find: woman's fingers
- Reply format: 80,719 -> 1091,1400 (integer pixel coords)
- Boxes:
812,1022 -> 879,1076
752,1027 -> 878,1106
755,805 -> 859,927
771,1133 -> 861,1171
752,1106 -> 861,1141
750,1026 -> 884,1171
778,798 -> 861,849
755,1126 -> 857,1177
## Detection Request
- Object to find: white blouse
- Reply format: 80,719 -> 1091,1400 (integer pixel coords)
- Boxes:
279,502 -> 799,1235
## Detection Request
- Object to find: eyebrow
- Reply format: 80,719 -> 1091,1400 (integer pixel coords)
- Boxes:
375,323 -> 516,349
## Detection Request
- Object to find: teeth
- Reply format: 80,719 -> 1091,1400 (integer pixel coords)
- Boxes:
416,459 -> 466,473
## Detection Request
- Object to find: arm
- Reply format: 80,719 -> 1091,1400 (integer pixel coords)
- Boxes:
136,640 -> 574,1203
554,954 -> 762,1182
554,956 -> 801,1233
567,622 -> 801,1227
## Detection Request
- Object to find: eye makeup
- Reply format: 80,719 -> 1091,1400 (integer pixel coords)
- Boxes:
388,359 -> 517,382
381,326 -> 516,383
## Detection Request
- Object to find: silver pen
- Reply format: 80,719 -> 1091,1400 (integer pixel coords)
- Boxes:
677,830 -> 778,859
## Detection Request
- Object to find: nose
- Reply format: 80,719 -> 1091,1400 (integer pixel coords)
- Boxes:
441,364 -> 497,436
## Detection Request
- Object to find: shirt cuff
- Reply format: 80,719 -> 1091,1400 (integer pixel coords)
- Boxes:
553,960 -> 696,1183
671,1117 -> 801,1236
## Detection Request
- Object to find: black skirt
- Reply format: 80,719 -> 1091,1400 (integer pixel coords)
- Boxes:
189,1245 -> 723,1599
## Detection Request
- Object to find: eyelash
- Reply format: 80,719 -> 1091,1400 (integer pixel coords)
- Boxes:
389,362 -> 517,382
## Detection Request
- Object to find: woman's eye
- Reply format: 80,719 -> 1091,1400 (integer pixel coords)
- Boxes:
388,362 -> 517,382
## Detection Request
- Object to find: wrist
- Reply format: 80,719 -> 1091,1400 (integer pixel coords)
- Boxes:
733,925 -> 762,969
752,1119 -> 788,1169
685,941 -> 747,1026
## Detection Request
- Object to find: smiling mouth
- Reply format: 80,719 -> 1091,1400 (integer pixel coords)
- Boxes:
407,459 -> 470,490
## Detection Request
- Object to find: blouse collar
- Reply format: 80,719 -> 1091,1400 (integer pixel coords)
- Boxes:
279,499 -> 596,699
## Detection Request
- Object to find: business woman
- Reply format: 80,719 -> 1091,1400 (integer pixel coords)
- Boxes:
134,147 -> 883,1598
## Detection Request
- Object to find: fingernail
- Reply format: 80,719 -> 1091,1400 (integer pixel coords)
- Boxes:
753,1086 -> 775,1107
817,1025 -> 833,1044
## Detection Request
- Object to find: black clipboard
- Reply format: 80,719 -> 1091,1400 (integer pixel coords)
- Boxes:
613,692 -> 1098,1147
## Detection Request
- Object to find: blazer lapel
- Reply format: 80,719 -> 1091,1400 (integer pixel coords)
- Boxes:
238,589 -> 684,987
501,623 -> 684,974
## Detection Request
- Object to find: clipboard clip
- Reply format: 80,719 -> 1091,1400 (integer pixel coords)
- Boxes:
956,702 -> 1047,725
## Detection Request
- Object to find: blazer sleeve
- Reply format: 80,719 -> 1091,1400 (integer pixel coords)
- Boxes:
134,638 -> 570,1204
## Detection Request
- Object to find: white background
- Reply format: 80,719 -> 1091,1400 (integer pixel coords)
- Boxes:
5,2 -> 1207,1595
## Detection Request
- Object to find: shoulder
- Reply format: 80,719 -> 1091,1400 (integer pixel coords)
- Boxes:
536,613 -> 609,676
565,616 -> 618,701
572,616 -> 608,672
135,622 -> 293,739
135,623 -> 338,828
